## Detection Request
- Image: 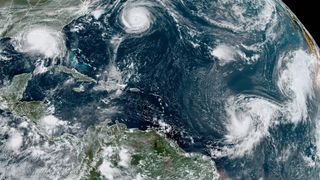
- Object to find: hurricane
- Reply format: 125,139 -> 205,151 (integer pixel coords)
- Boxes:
0,0 -> 320,179
120,2 -> 153,34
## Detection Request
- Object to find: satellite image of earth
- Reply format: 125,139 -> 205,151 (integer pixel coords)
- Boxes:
0,0 -> 320,179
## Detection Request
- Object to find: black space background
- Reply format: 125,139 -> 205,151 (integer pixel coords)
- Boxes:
282,0 -> 319,45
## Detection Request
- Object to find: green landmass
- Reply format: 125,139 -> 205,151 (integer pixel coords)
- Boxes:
54,65 -> 96,83
0,73 -> 47,121
81,123 -> 219,180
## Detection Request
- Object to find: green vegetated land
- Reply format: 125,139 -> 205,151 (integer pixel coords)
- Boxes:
82,123 -> 219,180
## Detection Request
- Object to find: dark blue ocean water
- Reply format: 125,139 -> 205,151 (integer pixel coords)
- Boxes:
0,0 -> 319,179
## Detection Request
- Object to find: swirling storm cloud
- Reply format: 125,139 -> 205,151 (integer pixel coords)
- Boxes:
0,0 -> 320,179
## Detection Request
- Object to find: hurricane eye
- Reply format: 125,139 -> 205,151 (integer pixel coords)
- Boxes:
15,27 -> 65,58
120,6 -> 152,33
